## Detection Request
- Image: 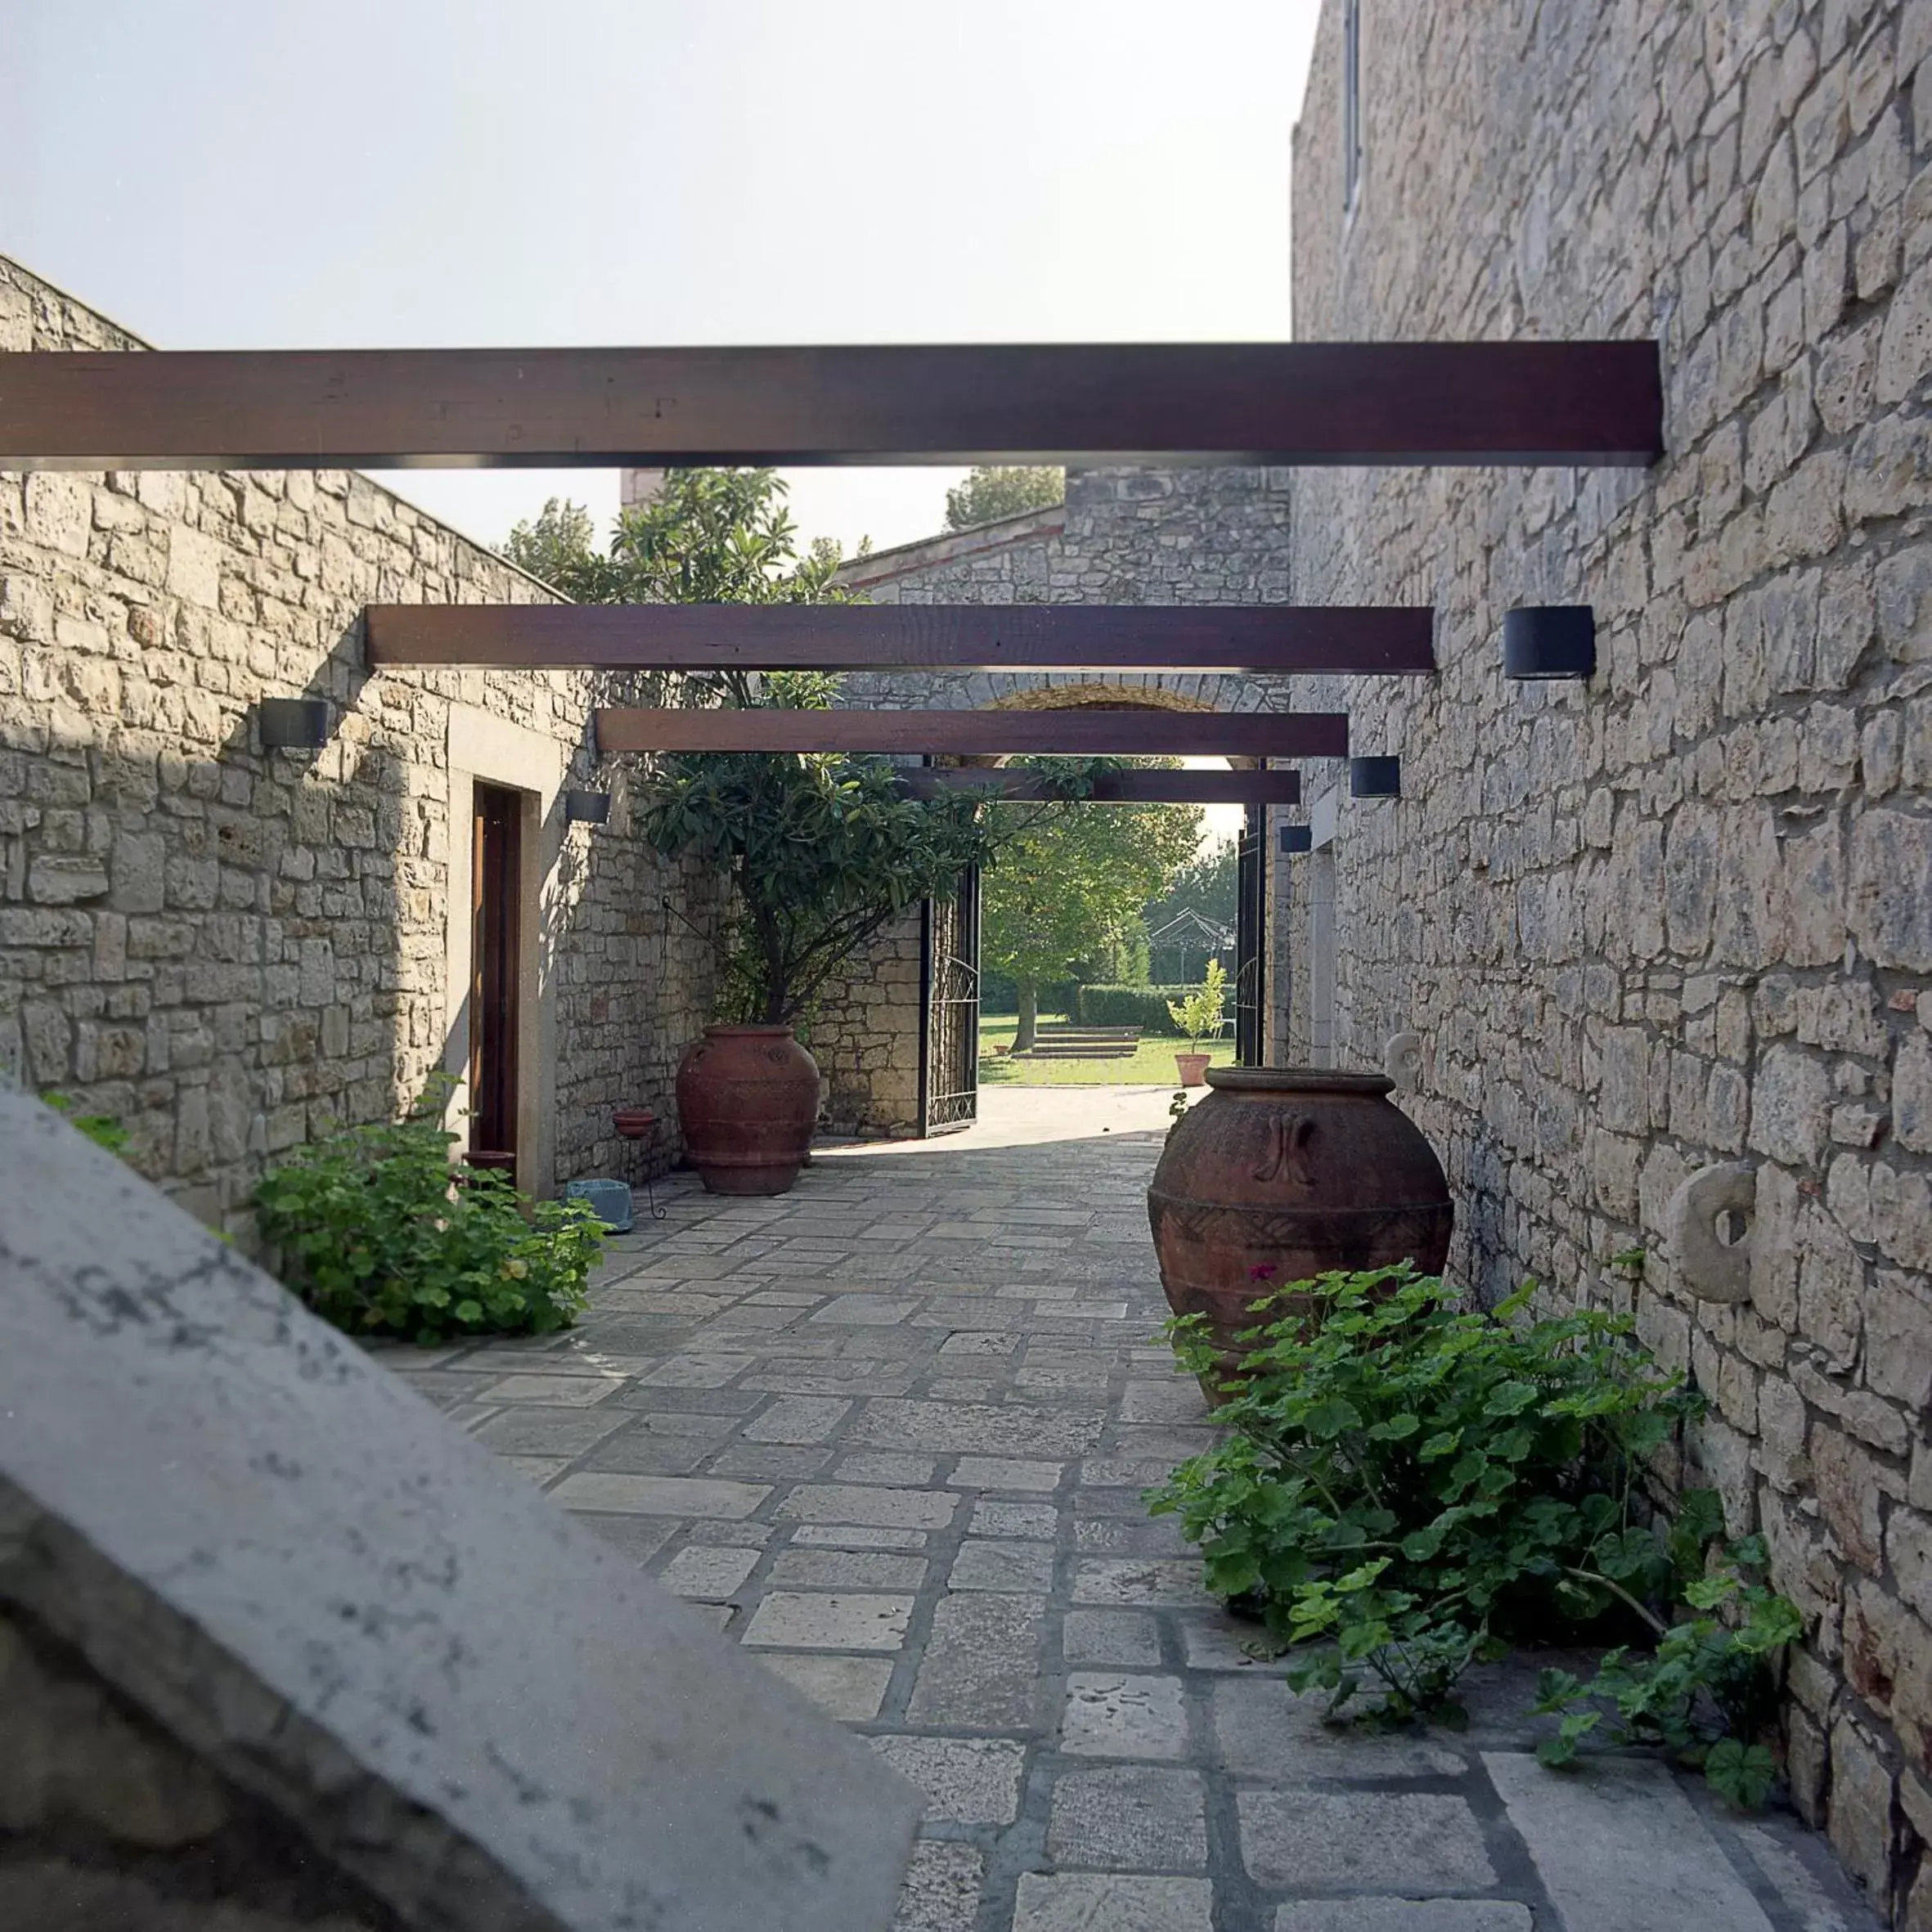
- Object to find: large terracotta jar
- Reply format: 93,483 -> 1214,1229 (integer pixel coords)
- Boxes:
676,1025 -> 820,1195
1148,1067 -> 1453,1375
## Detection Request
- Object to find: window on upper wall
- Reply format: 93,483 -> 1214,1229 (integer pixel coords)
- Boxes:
1342,0 -> 1364,218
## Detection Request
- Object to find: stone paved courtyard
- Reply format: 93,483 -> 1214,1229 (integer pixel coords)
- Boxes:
395,1091 -> 1879,1932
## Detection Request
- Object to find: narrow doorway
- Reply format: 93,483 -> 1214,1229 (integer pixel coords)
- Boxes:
469,782 -> 523,1178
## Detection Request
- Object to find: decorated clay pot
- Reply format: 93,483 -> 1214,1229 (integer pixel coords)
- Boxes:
1175,1052 -> 1212,1088
1146,1067 -> 1453,1377
675,1025 -> 820,1195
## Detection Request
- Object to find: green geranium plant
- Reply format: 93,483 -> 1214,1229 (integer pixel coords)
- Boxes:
256,1076 -> 602,1343
1148,1266 -> 1804,1808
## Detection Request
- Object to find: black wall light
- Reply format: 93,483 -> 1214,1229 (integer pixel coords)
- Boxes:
1503,604 -> 1596,680
564,789 -> 613,825
1349,756 -> 1400,798
1278,824 -> 1314,854
258,698 -> 330,750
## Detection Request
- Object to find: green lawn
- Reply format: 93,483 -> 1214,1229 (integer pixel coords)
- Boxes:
978,1013 -> 1238,1086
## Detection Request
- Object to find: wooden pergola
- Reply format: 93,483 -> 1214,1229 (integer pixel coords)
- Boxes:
0,335 -> 1662,761
1,334 -> 1661,1092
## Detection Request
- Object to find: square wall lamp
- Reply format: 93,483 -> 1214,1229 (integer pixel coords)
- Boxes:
1503,604 -> 1596,680
258,698 -> 330,750
1349,756 -> 1401,798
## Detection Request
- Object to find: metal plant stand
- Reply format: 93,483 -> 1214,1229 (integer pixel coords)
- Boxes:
613,1108 -> 668,1222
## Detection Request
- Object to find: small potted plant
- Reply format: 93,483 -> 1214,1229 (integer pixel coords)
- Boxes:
1167,958 -> 1227,1087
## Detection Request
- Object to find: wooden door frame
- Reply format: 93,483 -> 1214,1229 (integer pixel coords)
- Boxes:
469,782 -> 523,1171
443,705 -> 564,1197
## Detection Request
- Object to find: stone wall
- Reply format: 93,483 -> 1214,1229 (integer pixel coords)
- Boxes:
838,465 -> 1296,708
808,910 -> 925,1138
0,256 -> 723,1231
1287,2 -> 1932,1918
0,1090 -> 919,1932
0,1606 -> 403,1932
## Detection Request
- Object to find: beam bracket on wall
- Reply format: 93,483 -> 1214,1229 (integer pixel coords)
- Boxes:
257,698 -> 330,751
1503,604 -> 1597,681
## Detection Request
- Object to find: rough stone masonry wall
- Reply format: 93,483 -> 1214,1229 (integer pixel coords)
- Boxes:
0,257 -> 722,1233
1288,1 -> 1932,1917
818,466 -> 1300,1129
0,1606 -> 404,1932
809,910 -> 924,1138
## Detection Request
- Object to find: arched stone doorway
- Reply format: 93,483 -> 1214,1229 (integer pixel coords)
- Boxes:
911,684 -> 1271,1133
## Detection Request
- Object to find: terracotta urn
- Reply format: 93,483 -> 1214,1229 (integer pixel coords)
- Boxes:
1147,1067 -> 1453,1378
1175,1051 -> 1212,1088
675,1025 -> 820,1195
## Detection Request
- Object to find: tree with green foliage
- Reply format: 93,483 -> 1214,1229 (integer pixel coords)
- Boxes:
501,496 -> 602,593
502,471 -> 993,1027
638,756 -> 991,1025
504,470 -> 852,658
982,789 -> 1202,1052
1144,836 -> 1239,932
943,465 -> 1066,532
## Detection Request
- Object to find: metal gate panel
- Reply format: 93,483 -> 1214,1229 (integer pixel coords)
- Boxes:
921,866 -> 981,1134
1234,806 -> 1267,1066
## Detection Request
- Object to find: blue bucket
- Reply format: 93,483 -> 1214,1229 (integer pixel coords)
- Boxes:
564,1178 -> 634,1233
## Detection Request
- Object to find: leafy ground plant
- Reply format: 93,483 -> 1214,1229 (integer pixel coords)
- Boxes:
256,1078 -> 603,1343
41,1090 -> 131,1157
1534,1531 -> 1802,1808
1147,1267 -> 1803,1804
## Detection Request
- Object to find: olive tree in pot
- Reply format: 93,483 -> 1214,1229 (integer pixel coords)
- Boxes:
636,747 -> 990,1193
508,470 -> 992,1195
1168,958 -> 1228,1087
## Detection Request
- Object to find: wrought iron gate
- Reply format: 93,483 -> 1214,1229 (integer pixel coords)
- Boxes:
1233,806 -> 1267,1065
921,865 -> 981,1134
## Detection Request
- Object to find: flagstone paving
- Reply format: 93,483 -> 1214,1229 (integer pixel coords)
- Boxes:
393,1090 -> 1879,1932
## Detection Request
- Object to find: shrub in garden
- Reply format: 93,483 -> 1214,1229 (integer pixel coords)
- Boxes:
1148,1266 -> 1803,1806
255,1079 -> 603,1344
1071,984 -> 1197,1034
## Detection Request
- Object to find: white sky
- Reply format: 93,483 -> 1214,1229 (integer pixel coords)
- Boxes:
3,0 -> 1322,559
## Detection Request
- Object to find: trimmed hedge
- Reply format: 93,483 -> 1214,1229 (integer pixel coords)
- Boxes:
981,973 -> 1077,1018
1071,984 -> 1209,1036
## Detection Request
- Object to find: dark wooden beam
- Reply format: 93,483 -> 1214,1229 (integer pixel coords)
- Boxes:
898,770 -> 1303,805
0,342 -> 1663,470
593,709 -> 1348,757
364,603 -> 1436,674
